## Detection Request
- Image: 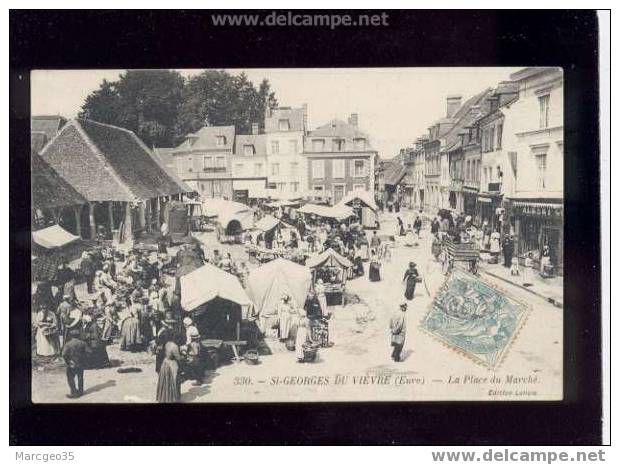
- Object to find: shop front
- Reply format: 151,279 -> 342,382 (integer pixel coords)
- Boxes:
510,199 -> 563,276
477,193 -> 502,231
462,188 -> 478,219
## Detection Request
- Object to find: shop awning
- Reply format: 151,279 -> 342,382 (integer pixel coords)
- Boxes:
180,263 -> 252,312
254,214 -> 280,232
306,248 -> 353,269
32,225 -> 80,249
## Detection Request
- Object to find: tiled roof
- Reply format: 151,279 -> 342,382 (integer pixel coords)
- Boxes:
309,119 -> 368,139
175,125 -> 236,152
443,88 -> 495,148
32,115 -> 67,142
265,107 -> 305,133
234,134 -> 267,157
383,163 -> 407,186
41,119 -> 189,202
31,132 -> 48,154
31,151 -> 86,209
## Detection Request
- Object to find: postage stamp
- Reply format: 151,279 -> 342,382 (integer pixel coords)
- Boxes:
420,269 -> 530,369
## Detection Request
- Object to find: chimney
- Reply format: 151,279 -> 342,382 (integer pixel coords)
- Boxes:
470,105 -> 482,119
446,95 -> 462,118
348,113 -> 359,127
251,123 -> 259,135
301,103 -> 308,131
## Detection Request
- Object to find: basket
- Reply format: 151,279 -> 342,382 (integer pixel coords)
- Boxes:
302,343 -> 320,362
244,350 -> 260,365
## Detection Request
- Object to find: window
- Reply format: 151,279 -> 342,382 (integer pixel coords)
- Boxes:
332,138 -> 345,151
466,160 -> 471,180
213,180 -> 222,196
312,139 -> 325,151
187,157 -> 194,172
353,160 -> 365,177
539,94 -> 550,129
271,163 -> 280,175
312,159 -> 325,179
243,145 -> 255,156
215,156 -> 226,169
235,163 -> 244,175
353,183 -> 366,191
289,161 -> 298,175
271,141 -> 280,154
313,185 -> 324,200
353,138 -> 366,150
536,154 -> 547,188
254,163 -> 263,176
202,156 -> 212,170
333,159 -> 345,178
496,123 -> 503,149
291,182 -> 299,193
277,182 -> 286,191
216,136 -> 226,146
175,157 -> 182,174
289,140 -> 298,154
333,185 -> 345,203
278,119 -> 290,131
489,127 -> 495,152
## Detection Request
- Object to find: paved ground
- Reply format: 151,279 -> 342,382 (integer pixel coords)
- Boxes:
32,211 -> 563,403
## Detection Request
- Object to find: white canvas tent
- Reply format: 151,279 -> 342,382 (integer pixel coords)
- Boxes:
246,258 -> 312,316
336,190 -> 379,228
32,224 -> 80,249
253,214 -> 281,232
297,203 -> 355,220
180,263 -> 252,313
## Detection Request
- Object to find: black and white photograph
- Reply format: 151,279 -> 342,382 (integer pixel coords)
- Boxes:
9,8 -> 606,447
29,66 -> 564,403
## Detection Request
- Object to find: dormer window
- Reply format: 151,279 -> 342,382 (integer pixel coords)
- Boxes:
353,138 -> 366,150
312,139 -> 325,151
243,144 -> 255,156
216,135 -> 226,146
278,119 -> 290,131
332,138 -> 345,151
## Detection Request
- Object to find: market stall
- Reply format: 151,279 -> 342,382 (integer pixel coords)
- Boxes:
336,190 -> 379,229
306,248 -> 353,306
179,263 -> 254,362
31,224 -> 89,281
246,258 -> 312,337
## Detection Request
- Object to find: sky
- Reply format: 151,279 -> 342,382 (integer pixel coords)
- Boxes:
31,67 -> 521,159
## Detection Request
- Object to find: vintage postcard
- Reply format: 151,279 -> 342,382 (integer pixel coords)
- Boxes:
30,67 -> 563,403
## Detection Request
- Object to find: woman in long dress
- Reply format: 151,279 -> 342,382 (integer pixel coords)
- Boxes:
35,307 -> 60,356
368,251 -> 381,282
315,279 -> 328,317
81,314 -> 110,368
101,303 -> 119,344
156,340 -> 182,403
403,262 -> 419,301
277,294 -> 295,341
119,303 -> 143,351
405,224 -> 416,247
295,317 -> 309,362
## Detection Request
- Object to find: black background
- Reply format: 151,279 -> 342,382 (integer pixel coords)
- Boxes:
10,10 -> 603,445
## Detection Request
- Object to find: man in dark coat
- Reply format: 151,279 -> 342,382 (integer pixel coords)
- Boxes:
62,329 -> 88,398
502,234 -> 514,268
80,252 -> 96,293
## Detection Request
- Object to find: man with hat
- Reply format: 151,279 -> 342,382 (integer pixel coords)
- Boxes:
62,328 -> 88,398
183,327 -> 204,386
389,302 -> 408,362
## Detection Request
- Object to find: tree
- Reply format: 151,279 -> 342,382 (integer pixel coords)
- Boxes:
78,79 -> 122,125
79,70 -> 185,147
173,70 -> 278,143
